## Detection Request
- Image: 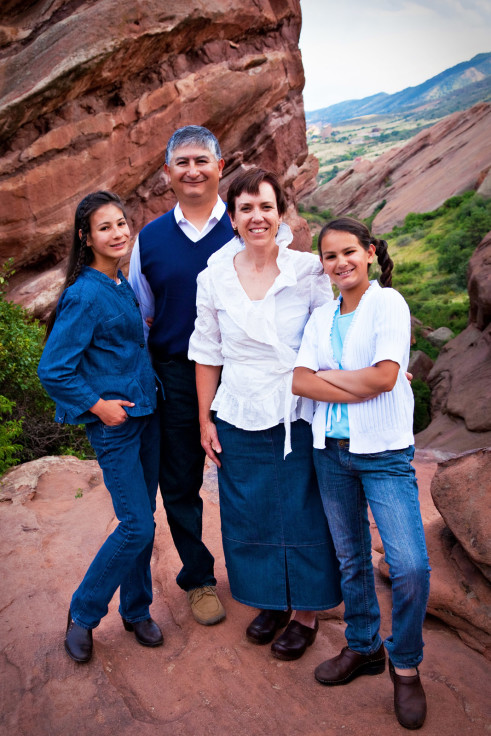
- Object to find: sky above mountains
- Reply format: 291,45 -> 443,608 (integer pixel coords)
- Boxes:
299,0 -> 491,111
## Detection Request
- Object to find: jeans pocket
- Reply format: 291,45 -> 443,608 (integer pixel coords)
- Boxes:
101,418 -> 129,434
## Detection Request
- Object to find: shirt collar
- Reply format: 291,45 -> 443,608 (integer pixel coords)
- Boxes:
174,197 -> 226,230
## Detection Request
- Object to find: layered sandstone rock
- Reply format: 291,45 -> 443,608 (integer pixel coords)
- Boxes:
0,0 -> 314,307
377,453 -> 491,660
416,231 -> 491,453
301,103 -> 491,234
1,454 -> 490,735
431,449 -> 491,582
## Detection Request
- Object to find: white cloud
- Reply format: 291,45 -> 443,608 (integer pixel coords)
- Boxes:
299,0 -> 491,110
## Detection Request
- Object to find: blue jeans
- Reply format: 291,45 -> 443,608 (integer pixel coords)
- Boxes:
314,440 -> 430,669
153,357 -> 216,591
70,413 -> 160,629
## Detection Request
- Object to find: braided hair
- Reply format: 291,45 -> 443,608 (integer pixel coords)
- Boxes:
45,191 -> 127,338
317,217 -> 393,287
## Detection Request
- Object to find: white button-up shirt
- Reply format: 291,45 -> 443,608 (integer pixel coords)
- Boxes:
188,224 -> 334,456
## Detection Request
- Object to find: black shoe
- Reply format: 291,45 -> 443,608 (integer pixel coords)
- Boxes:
389,660 -> 427,730
65,609 -> 93,663
271,618 -> 319,661
246,609 -> 292,645
122,617 -> 164,647
315,643 -> 386,685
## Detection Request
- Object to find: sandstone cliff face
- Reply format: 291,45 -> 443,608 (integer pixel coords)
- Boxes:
0,0 -> 315,302
416,231 -> 491,453
301,103 -> 491,234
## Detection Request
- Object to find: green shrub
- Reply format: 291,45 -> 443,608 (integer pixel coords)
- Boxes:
0,265 -> 91,474
412,378 -> 431,434
0,396 -> 22,475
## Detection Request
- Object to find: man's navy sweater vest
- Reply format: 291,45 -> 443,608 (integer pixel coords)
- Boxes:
139,209 -> 234,356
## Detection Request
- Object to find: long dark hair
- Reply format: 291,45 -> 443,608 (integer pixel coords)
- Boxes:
318,217 -> 394,287
45,191 -> 126,338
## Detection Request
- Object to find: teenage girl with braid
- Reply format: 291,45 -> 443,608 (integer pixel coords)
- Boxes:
292,218 -> 430,730
38,191 -> 163,663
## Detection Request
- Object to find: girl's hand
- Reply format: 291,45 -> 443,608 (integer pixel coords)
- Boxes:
145,317 -> 154,328
89,398 -> 135,425
200,418 -> 222,468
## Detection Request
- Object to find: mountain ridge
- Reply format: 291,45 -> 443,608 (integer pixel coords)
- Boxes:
306,52 -> 491,124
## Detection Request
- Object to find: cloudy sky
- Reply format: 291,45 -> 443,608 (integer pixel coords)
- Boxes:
299,0 -> 491,111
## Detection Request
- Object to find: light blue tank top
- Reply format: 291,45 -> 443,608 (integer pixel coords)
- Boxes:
325,304 -> 354,438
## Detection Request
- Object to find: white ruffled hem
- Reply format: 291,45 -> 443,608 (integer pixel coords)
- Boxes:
211,381 -> 313,433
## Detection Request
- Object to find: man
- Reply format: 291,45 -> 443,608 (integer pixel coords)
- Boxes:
129,126 -> 234,625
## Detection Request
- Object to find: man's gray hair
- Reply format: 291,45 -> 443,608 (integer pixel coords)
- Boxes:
165,126 -> 222,165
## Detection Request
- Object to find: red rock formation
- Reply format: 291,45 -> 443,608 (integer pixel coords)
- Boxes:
1,453 -> 490,735
377,452 -> 491,659
417,231 -> 491,453
431,449 -> 491,582
301,103 -> 491,234
0,0 -> 315,305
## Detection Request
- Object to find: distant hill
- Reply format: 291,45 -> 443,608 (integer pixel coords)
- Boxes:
306,52 -> 491,125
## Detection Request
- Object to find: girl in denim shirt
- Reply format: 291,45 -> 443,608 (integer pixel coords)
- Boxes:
38,191 -> 163,663
293,218 -> 430,730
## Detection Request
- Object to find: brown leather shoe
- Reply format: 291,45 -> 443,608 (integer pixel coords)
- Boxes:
246,609 -> 291,645
315,643 -> 386,685
122,617 -> 164,647
187,586 -> 226,625
65,609 -> 93,663
389,660 -> 427,729
271,618 -> 319,660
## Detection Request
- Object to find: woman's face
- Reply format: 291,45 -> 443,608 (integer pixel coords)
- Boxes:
231,182 -> 281,249
85,204 -> 131,269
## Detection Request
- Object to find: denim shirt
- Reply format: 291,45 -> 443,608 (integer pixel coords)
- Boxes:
38,267 -> 158,425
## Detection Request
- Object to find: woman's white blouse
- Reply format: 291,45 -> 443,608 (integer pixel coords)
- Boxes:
188,225 -> 333,455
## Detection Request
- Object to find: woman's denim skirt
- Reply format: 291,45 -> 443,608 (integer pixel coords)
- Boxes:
215,417 -> 342,611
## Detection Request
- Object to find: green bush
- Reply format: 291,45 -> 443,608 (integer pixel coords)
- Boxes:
0,265 -> 91,474
435,194 -> 491,288
412,378 -> 431,434
0,396 -> 22,475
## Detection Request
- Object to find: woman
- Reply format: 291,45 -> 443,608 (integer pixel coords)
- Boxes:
293,218 -> 430,729
38,191 -> 163,663
188,169 -> 342,661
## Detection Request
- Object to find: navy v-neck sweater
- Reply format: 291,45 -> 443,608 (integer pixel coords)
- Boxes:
139,209 -> 234,356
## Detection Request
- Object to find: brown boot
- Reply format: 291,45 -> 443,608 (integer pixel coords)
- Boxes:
315,643 -> 386,685
389,660 -> 427,730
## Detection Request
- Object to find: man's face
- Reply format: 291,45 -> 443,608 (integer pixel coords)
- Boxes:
164,145 -> 225,204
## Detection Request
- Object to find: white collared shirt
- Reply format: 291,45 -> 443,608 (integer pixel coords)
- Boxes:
173,199 -> 226,242
188,225 -> 334,455
128,198 -> 227,335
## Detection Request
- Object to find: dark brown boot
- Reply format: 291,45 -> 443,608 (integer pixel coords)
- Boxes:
315,643 -> 386,685
389,660 -> 427,730
65,609 -> 93,663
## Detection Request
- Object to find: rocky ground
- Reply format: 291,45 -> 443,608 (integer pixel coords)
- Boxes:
0,454 -> 489,736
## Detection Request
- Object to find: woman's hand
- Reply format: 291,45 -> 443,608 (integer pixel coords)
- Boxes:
195,363 -> 223,466
89,398 -> 135,425
200,417 -> 222,468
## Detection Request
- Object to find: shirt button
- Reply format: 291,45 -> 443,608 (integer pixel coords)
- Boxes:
140,343 -> 144,348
